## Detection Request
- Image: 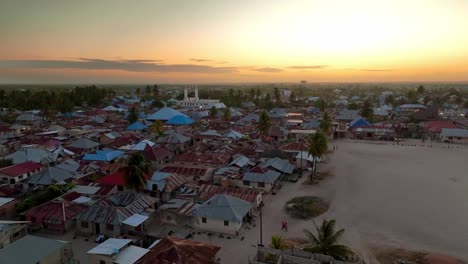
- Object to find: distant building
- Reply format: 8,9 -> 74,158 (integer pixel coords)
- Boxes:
177,86 -> 225,109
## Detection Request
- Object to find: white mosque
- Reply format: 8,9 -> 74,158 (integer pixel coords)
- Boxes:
176,86 -> 226,110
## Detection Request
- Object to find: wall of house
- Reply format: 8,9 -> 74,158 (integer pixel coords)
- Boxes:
0,224 -> 27,249
193,217 -> 242,235
38,247 -> 64,264
89,254 -> 113,264
442,136 -> 468,144
0,200 -> 16,219
236,180 -> 273,192
77,221 -> 121,236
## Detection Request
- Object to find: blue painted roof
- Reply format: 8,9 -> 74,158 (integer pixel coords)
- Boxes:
166,115 -> 194,125
349,117 -> 371,128
127,121 -> 148,131
146,107 -> 187,121
82,150 -> 124,161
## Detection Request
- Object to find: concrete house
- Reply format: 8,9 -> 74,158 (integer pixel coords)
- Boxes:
87,238 -> 149,264
0,161 -> 43,186
0,235 -> 74,264
240,167 -> 281,192
75,192 -> 156,236
192,194 -> 253,235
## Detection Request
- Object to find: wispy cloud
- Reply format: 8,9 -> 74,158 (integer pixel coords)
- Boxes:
287,65 -> 327,70
190,58 -> 213,63
344,68 -> 395,72
0,58 -> 239,74
359,69 -> 394,72
252,67 -> 283,73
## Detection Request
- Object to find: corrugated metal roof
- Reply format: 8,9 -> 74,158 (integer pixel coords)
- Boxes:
192,194 -> 252,223
197,184 -> 259,204
88,238 -> 132,255
137,237 -> 220,264
123,214 -> 149,227
0,235 -> 67,264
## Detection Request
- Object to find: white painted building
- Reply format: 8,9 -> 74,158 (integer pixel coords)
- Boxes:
177,86 -> 226,109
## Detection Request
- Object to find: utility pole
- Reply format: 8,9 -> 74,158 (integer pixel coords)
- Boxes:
259,203 -> 263,247
299,139 -> 303,178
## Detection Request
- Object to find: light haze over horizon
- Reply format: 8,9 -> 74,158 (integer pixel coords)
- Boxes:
1,0 -> 468,84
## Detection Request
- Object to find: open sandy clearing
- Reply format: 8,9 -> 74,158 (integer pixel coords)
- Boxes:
321,141 -> 468,262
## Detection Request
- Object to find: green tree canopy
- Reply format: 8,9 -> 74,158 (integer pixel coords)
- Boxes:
121,153 -> 151,191
209,106 -> 218,118
256,110 -> 272,137
128,107 -> 139,124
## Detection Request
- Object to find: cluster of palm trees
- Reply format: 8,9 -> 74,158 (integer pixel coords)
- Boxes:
270,219 -> 354,261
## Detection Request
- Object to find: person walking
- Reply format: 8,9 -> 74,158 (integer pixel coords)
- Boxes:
281,220 -> 288,231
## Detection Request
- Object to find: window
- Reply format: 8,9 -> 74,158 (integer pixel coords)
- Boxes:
106,224 -> 114,231
224,220 -> 229,226
202,217 -> 207,223
258,182 -> 265,188
99,260 -> 106,264
81,222 -> 89,228
243,180 -> 250,186
9,179 -> 15,184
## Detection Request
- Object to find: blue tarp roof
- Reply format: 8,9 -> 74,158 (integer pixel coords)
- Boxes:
349,117 -> 371,128
166,115 -> 194,125
82,150 -> 124,161
127,121 -> 148,130
146,107 -> 186,121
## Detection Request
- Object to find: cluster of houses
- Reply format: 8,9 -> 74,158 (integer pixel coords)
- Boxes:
0,87 -> 466,263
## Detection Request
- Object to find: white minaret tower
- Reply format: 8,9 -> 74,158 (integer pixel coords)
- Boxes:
184,87 -> 188,101
194,85 -> 199,101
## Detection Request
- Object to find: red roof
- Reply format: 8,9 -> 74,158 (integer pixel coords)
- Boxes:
136,236 -> 220,264
144,144 -> 173,162
159,166 -> 209,178
174,152 -> 230,165
61,191 -> 81,201
197,184 -> 259,203
97,170 -> 150,186
96,171 -> 127,186
23,201 -> 87,222
424,120 -> 457,133
249,166 -> 269,174
0,162 -> 43,177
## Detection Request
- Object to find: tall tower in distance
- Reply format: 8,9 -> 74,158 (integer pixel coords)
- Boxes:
184,87 -> 188,101
194,85 -> 199,100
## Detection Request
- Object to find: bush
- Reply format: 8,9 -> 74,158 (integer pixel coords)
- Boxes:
285,196 -> 329,219
16,183 -> 74,213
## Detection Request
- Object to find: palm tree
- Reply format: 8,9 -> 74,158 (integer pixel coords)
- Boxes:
150,120 -> 165,137
223,107 -> 232,121
128,107 -> 139,124
307,131 -> 328,180
121,153 -> 151,191
256,111 -> 271,138
209,106 -> 218,118
271,235 -> 287,250
303,219 -> 354,261
320,112 -> 332,134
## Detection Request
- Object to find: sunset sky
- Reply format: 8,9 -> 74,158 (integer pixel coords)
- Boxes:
1,0 -> 468,83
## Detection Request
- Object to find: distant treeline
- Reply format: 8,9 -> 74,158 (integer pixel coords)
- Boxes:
0,85 -> 113,114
